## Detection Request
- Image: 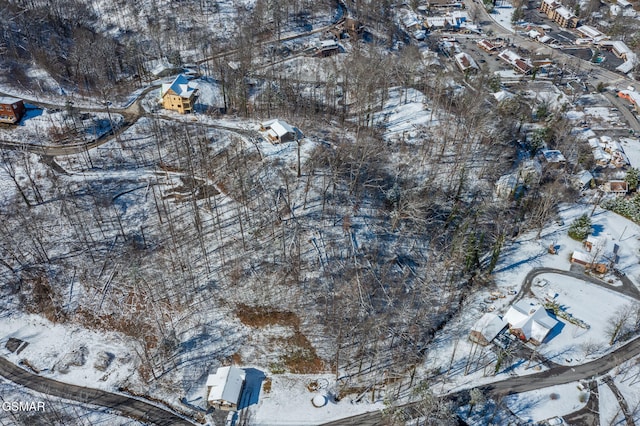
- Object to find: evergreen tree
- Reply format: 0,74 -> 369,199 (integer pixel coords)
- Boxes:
625,168 -> 639,191
568,214 -> 592,241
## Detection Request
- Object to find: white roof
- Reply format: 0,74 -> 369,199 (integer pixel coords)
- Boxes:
161,74 -> 197,98
493,90 -> 514,102
0,97 -> 22,105
471,313 -> 507,341
262,119 -> 295,138
600,40 -> 632,56
207,366 -> 246,405
576,170 -> 594,186
319,40 -> 338,49
499,49 -> 520,62
571,250 -> 592,263
555,6 -> 576,20
541,149 -> 566,163
426,17 -> 447,27
504,301 -> 558,343
577,25 -> 604,38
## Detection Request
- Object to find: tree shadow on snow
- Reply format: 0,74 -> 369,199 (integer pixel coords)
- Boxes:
591,224 -> 604,236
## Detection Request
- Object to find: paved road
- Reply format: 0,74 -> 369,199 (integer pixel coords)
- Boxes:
321,336 -> 640,426
564,380 -> 599,426
0,356 -> 194,425
516,267 -> 640,304
603,375 -> 636,426
463,0 -> 632,89
604,91 -> 640,133
322,266 -> 640,425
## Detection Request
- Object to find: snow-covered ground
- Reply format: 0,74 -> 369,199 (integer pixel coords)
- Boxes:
605,356 -> 640,424
0,376 -> 143,425
529,273 -> 635,365
504,382 -> 587,423
0,313 -> 138,391
599,381 -> 625,425
419,203 -> 640,421
373,87 -> 441,142
491,1 -> 516,33
0,108 -> 123,145
249,373 -> 385,425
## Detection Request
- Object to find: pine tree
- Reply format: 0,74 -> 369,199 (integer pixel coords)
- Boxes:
568,214 -> 592,241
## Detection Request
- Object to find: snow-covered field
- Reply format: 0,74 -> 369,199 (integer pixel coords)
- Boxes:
504,382 -> 587,423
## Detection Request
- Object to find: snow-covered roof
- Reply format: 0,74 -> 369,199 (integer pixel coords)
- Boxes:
575,170 -> 594,187
540,149 -> 566,163
401,10 -> 421,28
586,235 -> 604,246
319,40 -> 338,49
262,119 -> 295,138
207,366 -> 246,405
426,17 -> 447,27
498,50 -> 532,74
504,302 -> 558,343
493,90 -> 514,102
471,313 -> 507,342
161,74 -> 197,98
454,52 -> 478,71
0,97 -> 22,105
617,60 -> 635,74
571,250 -> 592,264
576,25 -> 604,39
555,6 -> 575,20
477,39 -> 496,51
495,174 -> 519,197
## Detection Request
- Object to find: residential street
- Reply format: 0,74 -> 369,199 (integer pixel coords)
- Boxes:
516,266 -> 640,303
0,356 -> 194,425
321,336 -> 640,425
604,91 -> 640,134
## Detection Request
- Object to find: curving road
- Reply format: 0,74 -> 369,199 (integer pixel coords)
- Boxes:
515,266 -> 640,303
0,356 -> 194,425
322,267 -> 640,425
321,336 -> 640,426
